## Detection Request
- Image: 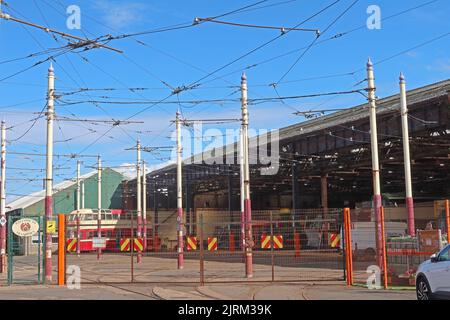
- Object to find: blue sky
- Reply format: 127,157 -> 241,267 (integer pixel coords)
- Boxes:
1,0 -> 449,201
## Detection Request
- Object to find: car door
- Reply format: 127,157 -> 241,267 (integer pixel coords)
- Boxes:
436,246 -> 450,297
428,245 -> 450,296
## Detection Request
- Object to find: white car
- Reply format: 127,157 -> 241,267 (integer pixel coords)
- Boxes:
416,245 -> 450,300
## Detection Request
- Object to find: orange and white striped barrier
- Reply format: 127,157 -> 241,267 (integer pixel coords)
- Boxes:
66,238 -> 77,253
329,233 -> 341,248
207,237 -> 218,251
187,236 -> 197,251
120,238 -> 131,252
134,238 -> 144,252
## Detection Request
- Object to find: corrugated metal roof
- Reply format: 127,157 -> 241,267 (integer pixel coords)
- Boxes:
6,168 -> 122,212
149,78 -> 450,176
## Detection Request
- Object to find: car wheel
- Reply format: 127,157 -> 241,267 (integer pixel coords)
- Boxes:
416,277 -> 432,300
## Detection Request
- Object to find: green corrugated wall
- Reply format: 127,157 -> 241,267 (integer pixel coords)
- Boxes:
21,168 -> 123,216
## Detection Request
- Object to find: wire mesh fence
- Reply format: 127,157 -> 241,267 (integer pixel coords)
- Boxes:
349,202 -> 450,289
63,208 -> 345,284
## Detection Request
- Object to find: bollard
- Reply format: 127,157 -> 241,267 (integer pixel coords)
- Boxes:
58,214 -> 65,286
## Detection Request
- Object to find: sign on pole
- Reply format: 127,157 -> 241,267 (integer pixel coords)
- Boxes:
92,237 -> 106,249
46,220 -> 56,234
12,218 -> 39,237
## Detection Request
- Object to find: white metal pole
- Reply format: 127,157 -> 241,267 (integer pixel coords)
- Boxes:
0,121 -> 6,273
81,181 -> 85,209
241,73 -> 253,278
97,155 -> 102,260
400,73 -> 415,236
176,111 -> 184,269
367,59 -> 383,267
142,160 -> 147,252
76,160 -> 81,211
44,63 -> 55,283
136,140 -> 142,263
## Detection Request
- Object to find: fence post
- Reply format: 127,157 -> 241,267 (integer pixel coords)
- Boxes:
199,213 -> 204,286
229,228 -> 235,253
270,211 -> 274,282
131,211 -> 134,283
343,208 -> 353,286
58,214 -> 65,286
380,207 -> 388,289
294,231 -> 301,258
446,200 -> 450,244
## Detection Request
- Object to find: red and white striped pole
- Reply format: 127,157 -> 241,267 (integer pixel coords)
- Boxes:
176,111 -> 184,269
399,73 -> 415,237
366,59 -> 383,267
76,216 -> 80,257
0,121 -> 6,273
97,155 -> 102,260
239,127 -> 245,253
45,63 -> 55,283
142,160 -> 147,252
136,140 -> 142,263
76,160 -> 81,256
241,73 -> 253,278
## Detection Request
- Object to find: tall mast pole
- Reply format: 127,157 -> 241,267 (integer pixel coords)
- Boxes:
136,140 -> 142,263
97,155 -> 102,260
176,111 -> 184,269
76,160 -> 81,211
367,59 -> 383,267
239,128 -> 245,253
0,121 -> 6,273
142,160 -> 147,252
400,73 -> 415,236
241,73 -> 253,278
44,63 -> 55,283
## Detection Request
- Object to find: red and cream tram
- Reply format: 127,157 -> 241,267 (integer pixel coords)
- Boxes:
66,209 -> 150,252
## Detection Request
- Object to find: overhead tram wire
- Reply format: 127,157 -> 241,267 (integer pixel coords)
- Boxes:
275,0 -> 360,85
37,0 -> 287,124
0,3 -> 122,53
194,17 -> 320,34
24,3 -> 141,143
57,88 -> 365,107
3,5 -> 139,146
105,0 -> 271,41
200,0 -> 441,88
185,0 -> 341,89
8,102 -> 47,143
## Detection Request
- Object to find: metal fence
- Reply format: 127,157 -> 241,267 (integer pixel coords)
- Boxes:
349,202 -> 450,288
63,208 -> 345,284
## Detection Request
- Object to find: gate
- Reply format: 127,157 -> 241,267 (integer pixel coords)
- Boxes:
7,215 -> 44,285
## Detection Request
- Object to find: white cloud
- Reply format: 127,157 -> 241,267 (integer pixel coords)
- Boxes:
427,59 -> 450,72
93,0 -> 150,30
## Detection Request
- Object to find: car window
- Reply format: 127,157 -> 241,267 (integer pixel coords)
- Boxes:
438,246 -> 450,262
